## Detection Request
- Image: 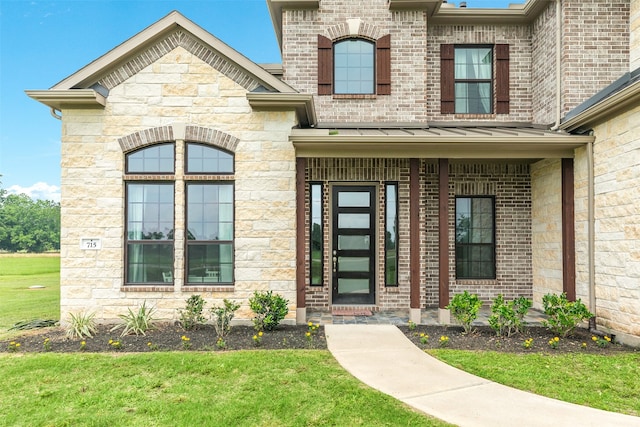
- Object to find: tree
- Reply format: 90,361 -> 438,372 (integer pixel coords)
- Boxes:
0,177 -> 60,252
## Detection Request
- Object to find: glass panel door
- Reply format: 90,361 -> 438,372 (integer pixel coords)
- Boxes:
332,186 -> 375,304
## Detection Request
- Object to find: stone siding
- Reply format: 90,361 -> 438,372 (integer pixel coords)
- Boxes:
59,46 -> 298,324
530,159 -> 563,308
589,106 -> 640,343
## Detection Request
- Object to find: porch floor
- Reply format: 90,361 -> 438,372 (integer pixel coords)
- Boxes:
307,307 -> 548,326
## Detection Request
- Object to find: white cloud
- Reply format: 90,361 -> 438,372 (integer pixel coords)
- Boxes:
7,182 -> 60,203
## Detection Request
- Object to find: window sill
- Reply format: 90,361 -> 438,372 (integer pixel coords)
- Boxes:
455,279 -> 498,285
121,286 -> 174,292
182,285 -> 234,292
333,94 -> 377,100
453,114 -> 496,119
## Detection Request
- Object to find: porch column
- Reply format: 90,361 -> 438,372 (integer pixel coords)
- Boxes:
409,158 -> 421,323
562,158 -> 576,301
438,158 -> 450,323
296,157 -> 307,323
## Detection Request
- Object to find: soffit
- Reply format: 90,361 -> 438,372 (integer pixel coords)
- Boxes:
291,125 -> 593,159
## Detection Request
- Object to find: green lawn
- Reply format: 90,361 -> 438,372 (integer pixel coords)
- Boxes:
0,351 -> 447,427
0,254 -> 60,340
430,350 -> 640,417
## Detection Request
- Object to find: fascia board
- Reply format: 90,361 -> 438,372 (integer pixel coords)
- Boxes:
51,11 -> 296,94
25,89 -> 106,109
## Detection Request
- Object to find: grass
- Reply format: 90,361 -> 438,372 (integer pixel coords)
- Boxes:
0,351 -> 448,427
429,349 -> 640,417
0,254 -> 60,340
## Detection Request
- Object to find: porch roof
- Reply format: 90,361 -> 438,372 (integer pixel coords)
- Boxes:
291,124 -> 594,159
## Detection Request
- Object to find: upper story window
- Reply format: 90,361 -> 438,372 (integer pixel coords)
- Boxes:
455,47 -> 492,114
441,44 -> 510,115
318,34 -> 391,96
334,39 -> 375,94
126,143 -> 174,173
186,143 -> 233,174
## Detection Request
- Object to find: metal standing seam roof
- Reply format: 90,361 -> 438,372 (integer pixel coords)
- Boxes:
290,125 -> 595,159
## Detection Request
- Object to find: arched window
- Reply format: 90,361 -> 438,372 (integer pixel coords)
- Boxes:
334,39 -> 375,94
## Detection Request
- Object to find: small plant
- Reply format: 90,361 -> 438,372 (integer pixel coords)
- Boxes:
66,311 -> 98,339
408,320 -> 417,331
79,341 -> 86,351
7,341 -> 21,352
523,338 -> 533,349
253,331 -> 263,346
548,336 -> 560,349
592,335 -> 612,348
111,301 -> 157,336
582,342 -> 588,350
439,335 -> 450,347
249,291 -> 289,332
43,337 -> 51,352
446,291 -> 482,334
108,339 -> 122,350
147,341 -> 159,351
211,299 -> 241,338
420,333 -> 429,345
305,322 -> 320,348
541,293 -> 594,337
181,335 -> 191,350
216,337 -> 226,350
488,295 -> 532,337
178,295 -> 207,331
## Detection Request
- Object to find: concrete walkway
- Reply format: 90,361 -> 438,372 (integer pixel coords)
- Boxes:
325,324 -> 640,427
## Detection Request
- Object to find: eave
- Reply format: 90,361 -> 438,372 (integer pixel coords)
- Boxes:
246,92 -> 317,127
560,80 -> 640,133
291,127 -> 593,159
25,89 -> 106,110
426,0 -> 552,25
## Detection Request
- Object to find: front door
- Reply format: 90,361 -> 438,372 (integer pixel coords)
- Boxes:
332,186 -> 376,305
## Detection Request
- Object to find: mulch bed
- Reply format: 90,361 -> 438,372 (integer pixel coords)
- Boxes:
1,322 -> 638,355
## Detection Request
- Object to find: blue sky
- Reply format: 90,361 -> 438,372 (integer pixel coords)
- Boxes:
0,0 -> 516,202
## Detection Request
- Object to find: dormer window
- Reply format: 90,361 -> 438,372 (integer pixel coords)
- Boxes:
318,34 -> 391,96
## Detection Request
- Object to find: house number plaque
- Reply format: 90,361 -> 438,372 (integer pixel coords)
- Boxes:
80,238 -> 102,250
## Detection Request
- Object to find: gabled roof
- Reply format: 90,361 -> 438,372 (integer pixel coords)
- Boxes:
27,11 -> 316,125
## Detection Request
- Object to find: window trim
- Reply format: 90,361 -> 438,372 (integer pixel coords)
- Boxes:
454,196 -> 496,280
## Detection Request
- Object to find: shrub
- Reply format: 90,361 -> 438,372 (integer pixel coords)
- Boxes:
446,291 -> 482,334
66,311 -> 98,339
210,299 -> 240,338
249,290 -> 289,332
110,301 -> 157,336
488,295 -> 532,337
541,293 -> 593,337
178,295 -> 207,330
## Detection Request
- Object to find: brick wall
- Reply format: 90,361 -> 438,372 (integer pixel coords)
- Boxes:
561,0 -> 630,115
446,163 -> 533,304
631,0 -> 640,70
531,2 -> 557,125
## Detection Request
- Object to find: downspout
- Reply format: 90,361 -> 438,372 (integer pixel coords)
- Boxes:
50,108 -> 62,120
551,0 -> 562,130
587,139 -> 600,333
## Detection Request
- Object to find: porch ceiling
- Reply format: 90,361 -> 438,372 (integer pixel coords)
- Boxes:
291,125 -> 594,159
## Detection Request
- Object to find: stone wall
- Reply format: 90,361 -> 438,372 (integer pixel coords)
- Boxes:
59,46 -> 298,324
590,106 -> 640,344
530,159 -> 563,308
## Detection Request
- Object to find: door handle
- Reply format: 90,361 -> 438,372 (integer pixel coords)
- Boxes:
332,250 -> 337,273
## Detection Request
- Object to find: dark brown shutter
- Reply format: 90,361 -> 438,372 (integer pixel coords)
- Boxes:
440,44 -> 455,114
318,35 -> 333,95
495,44 -> 510,114
376,34 -> 391,95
